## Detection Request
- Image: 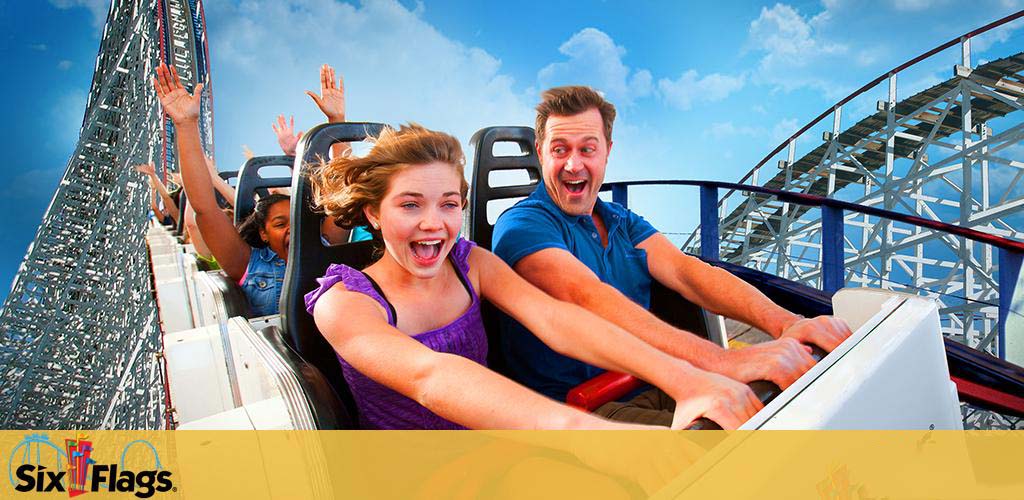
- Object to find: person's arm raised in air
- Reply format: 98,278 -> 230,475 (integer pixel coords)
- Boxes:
306,64 -> 351,159
203,156 -> 237,208
134,164 -> 162,220
313,285 -> 657,430
153,64 -> 250,280
638,233 -> 853,350
136,163 -> 179,224
470,247 -> 760,429
184,204 -> 213,260
146,178 -> 163,221
272,115 -> 303,157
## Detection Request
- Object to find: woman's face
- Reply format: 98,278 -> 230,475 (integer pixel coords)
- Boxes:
259,200 -> 291,260
367,162 -> 464,279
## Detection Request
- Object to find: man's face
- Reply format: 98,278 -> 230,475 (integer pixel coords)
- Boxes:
538,108 -> 611,216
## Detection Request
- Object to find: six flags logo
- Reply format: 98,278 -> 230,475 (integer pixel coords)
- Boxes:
9,433 -> 174,498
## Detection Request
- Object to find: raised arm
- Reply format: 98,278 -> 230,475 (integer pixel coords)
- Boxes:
184,204 -> 213,259
136,163 -> 179,224
313,285 -> 654,430
473,248 -> 760,429
306,64 -> 351,159
204,156 -> 237,208
272,115 -> 303,157
148,182 -> 163,220
638,233 -> 852,351
154,64 -> 250,279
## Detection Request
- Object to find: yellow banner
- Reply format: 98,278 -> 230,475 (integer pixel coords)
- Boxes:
1,431 -> 1021,499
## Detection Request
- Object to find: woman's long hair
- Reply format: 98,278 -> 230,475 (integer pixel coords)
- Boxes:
311,123 -> 468,240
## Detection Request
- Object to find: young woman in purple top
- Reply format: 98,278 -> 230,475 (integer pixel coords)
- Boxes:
305,124 -> 761,430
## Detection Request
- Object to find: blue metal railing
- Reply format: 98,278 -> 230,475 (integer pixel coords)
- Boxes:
602,179 -> 1024,359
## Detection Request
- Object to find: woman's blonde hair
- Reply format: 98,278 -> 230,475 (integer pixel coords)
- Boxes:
313,123 -> 468,233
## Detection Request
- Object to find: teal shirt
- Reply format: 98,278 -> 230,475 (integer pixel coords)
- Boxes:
492,182 -> 657,399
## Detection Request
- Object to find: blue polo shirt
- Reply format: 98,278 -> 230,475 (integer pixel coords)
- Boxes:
492,182 -> 658,400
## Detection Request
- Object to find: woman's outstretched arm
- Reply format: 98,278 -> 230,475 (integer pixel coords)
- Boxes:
313,284 -> 656,430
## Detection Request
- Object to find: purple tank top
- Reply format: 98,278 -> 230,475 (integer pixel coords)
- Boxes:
304,238 -> 488,429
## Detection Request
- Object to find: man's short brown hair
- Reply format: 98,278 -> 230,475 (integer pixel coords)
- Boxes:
535,86 -> 616,145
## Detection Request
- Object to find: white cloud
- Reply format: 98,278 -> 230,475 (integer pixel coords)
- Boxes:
207,0 -> 533,164
970,22 -> 1022,53
703,117 -> 800,144
57,60 -> 72,71
771,117 -> 801,142
892,0 -> 940,11
536,28 -> 653,105
746,3 -> 849,97
657,70 -> 745,111
49,89 -> 87,150
705,121 -> 760,140
49,0 -> 108,28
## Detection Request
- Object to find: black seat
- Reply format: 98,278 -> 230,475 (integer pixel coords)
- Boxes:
233,156 -> 295,224
279,122 -> 388,428
216,169 -> 238,209
468,127 -> 542,250
175,190 -> 187,238
468,127 -> 542,373
467,126 -> 711,371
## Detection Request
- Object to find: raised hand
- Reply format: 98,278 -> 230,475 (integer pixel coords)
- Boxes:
305,64 -> 345,122
134,163 -> 157,177
271,115 -> 303,155
153,63 -> 203,125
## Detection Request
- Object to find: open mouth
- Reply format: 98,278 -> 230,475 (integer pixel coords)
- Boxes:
410,239 -> 444,264
563,179 -> 587,195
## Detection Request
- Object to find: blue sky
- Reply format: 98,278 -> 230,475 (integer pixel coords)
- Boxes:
1,0 -> 1022,301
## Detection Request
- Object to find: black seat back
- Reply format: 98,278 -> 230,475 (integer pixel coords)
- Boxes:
468,127 -> 541,249
175,190 -> 188,237
234,156 -> 295,224
216,170 -> 238,209
468,127 -> 541,372
280,122 -> 387,428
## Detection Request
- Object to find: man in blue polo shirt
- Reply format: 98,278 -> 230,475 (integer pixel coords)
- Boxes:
493,86 -> 853,425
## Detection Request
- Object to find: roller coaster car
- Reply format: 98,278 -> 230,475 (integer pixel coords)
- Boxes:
155,124 -> 1021,430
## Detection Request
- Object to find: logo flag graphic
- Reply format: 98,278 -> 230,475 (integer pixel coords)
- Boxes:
64,434 -> 94,497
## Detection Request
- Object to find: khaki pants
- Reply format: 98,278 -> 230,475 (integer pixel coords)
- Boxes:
592,388 -> 675,427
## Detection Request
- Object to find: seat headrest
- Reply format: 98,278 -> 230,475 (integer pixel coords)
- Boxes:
278,122 -> 387,408
234,156 -> 295,224
468,126 -> 541,250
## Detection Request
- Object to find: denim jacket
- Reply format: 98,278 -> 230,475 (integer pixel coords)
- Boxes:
241,246 -> 286,316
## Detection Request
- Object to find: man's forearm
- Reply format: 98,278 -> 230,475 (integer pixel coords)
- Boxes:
681,265 -> 800,338
572,283 -> 726,371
